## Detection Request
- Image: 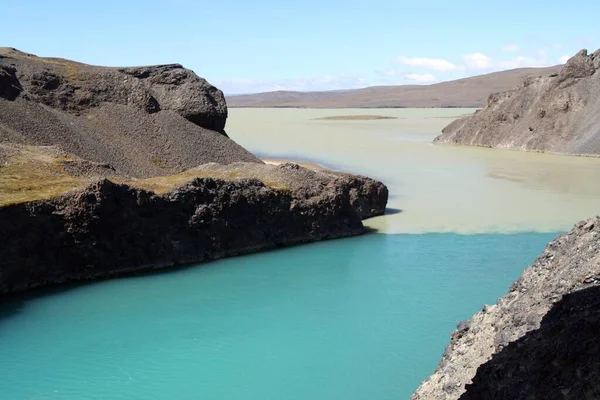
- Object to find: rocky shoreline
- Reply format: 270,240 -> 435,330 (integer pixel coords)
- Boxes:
0,164 -> 388,295
410,48 -> 600,400
0,48 -> 389,296
411,217 -> 600,399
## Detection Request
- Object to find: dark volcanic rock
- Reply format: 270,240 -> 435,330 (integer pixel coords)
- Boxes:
0,65 -> 21,100
0,168 -> 388,295
411,217 -> 600,399
460,285 -> 600,400
435,49 -> 600,156
0,47 -> 259,177
3,49 -> 227,133
119,64 -> 227,132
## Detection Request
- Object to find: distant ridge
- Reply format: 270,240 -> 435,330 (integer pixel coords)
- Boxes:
227,66 -> 562,108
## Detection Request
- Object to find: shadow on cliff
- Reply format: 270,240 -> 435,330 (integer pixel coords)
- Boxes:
0,231 -> 562,400
382,207 -> 403,215
0,232 -> 372,323
0,231 -> 555,328
460,285 -> 600,400
0,296 -> 24,321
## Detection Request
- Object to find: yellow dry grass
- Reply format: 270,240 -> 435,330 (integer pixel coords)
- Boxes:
0,148 -> 89,207
1,147 -> 291,207
120,168 -> 290,195
4,52 -> 87,81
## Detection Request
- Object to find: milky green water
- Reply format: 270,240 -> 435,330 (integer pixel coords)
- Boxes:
1,108 -> 599,399
227,108 -> 600,234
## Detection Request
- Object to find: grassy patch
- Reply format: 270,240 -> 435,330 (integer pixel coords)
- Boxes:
0,148 -> 89,207
122,168 -> 290,194
151,156 -> 169,170
0,147 -> 291,207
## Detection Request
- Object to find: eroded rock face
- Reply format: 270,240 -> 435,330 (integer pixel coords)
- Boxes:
0,168 -> 388,295
435,49 -> 600,155
0,65 -> 21,100
411,217 -> 600,400
119,65 -> 227,132
1,48 -> 227,133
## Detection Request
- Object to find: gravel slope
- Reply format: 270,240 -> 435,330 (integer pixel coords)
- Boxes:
0,47 -> 261,178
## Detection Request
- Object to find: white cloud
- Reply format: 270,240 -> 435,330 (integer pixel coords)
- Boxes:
395,56 -> 456,71
225,78 -> 259,85
463,53 -> 491,70
496,52 -> 553,69
376,69 -> 399,77
217,75 -> 370,94
219,46 -> 568,94
404,73 -> 436,83
559,55 -> 570,64
502,44 -> 520,52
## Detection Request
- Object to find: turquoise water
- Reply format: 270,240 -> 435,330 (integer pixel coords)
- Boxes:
3,108 -> 593,399
0,232 -> 557,399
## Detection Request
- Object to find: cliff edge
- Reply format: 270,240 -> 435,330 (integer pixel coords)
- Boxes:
435,49 -> 600,156
0,49 -> 389,296
0,161 -> 388,295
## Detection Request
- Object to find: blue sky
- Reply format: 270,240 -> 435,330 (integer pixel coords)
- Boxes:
3,0 -> 599,94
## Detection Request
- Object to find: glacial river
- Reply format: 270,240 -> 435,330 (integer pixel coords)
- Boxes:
1,109 -> 599,399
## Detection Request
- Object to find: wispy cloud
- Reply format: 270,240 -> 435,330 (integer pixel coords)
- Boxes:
222,46 -> 571,94
404,73 -> 436,83
394,56 -> 457,71
376,69 -> 400,77
216,75 -> 370,94
460,50 -> 556,71
463,53 -> 491,70
496,53 -> 554,69
559,55 -> 570,63
502,44 -> 521,52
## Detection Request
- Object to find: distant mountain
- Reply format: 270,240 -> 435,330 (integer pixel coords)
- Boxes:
227,66 -> 562,108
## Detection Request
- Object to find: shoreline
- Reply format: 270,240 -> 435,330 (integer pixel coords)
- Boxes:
262,158 -> 330,171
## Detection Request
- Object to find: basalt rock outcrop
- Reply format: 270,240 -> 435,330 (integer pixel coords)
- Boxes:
0,163 -> 388,295
0,48 -> 389,296
0,47 -> 260,177
411,217 -> 600,399
435,49 -> 600,155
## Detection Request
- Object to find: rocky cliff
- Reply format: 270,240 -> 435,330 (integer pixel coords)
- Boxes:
411,217 -> 600,399
0,162 -> 388,295
0,48 -> 390,296
435,49 -> 600,155
0,47 -> 260,177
